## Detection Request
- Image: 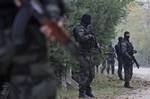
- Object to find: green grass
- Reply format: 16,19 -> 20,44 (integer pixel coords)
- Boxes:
57,89 -> 78,99
57,74 -> 149,99
91,74 -> 123,98
57,74 -> 124,99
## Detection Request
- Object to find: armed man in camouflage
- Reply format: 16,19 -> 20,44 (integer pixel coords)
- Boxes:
100,53 -> 107,74
0,0 -> 67,99
106,44 -> 116,74
73,14 -> 99,98
121,31 -> 137,88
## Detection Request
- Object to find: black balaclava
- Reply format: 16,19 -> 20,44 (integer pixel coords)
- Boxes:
118,36 -> 123,42
81,14 -> 91,28
124,31 -> 130,41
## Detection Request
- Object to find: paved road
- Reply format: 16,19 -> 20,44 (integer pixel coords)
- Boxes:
116,67 -> 150,99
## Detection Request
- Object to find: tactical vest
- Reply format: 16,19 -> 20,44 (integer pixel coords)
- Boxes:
73,24 -> 96,50
115,42 -> 122,56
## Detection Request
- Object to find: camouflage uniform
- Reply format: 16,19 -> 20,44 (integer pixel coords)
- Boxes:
106,45 -> 116,74
0,0 -> 18,94
0,0 -> 66,99
121,39 -> 134,86
121,31 -> 136,88
73,14 -> 97,97
115,37 -> 123,80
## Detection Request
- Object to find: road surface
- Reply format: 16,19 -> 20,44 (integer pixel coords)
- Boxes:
116,67 -> 150,99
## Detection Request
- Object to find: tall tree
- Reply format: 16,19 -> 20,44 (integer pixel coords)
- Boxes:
48,0 -> 134,84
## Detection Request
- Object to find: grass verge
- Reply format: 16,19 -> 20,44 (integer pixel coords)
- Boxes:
57,74 -> 150,99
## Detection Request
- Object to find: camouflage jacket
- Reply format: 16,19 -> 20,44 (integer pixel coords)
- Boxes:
73,24 -> 97,50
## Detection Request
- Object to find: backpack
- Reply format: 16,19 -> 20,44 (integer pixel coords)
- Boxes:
115,43 -> 122,55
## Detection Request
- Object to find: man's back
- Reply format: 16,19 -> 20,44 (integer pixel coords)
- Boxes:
115,42 -> 122,57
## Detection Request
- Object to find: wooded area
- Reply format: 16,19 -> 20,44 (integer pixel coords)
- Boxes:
48,0 -> 134,88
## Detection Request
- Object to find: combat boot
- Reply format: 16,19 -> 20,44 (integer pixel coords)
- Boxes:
112,67 -> 115,75
124,82 -> 133,89
106,67 -> 110,74
119,75 -> 123,80
119,78 -> 124,81
79,88 -> 88,98
86,87 -> 95,98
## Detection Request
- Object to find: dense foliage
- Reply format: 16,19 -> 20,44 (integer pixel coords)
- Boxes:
117,1 -> 150,66
49,0 -> 134,75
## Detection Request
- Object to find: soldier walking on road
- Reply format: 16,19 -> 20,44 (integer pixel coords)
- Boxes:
121,31 -> 138,88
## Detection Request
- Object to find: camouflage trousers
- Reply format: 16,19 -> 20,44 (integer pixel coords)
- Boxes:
107,60 -> 115,74
0,50 -> 57,99
101,60 -> 115,74
123,59 -> 133,82
117,57 -> 123,80
0,27 -> 57,99
79,50 -> 95,95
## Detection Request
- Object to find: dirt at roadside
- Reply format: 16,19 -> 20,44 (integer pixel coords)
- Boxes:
115,77 -> 150,99
57,75 -> 150,99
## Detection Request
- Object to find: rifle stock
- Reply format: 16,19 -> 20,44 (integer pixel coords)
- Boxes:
131,55 -> 140,69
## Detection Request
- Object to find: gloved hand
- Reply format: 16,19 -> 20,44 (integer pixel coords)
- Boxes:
40,20 -> 70,44
14,0 -> 22,7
